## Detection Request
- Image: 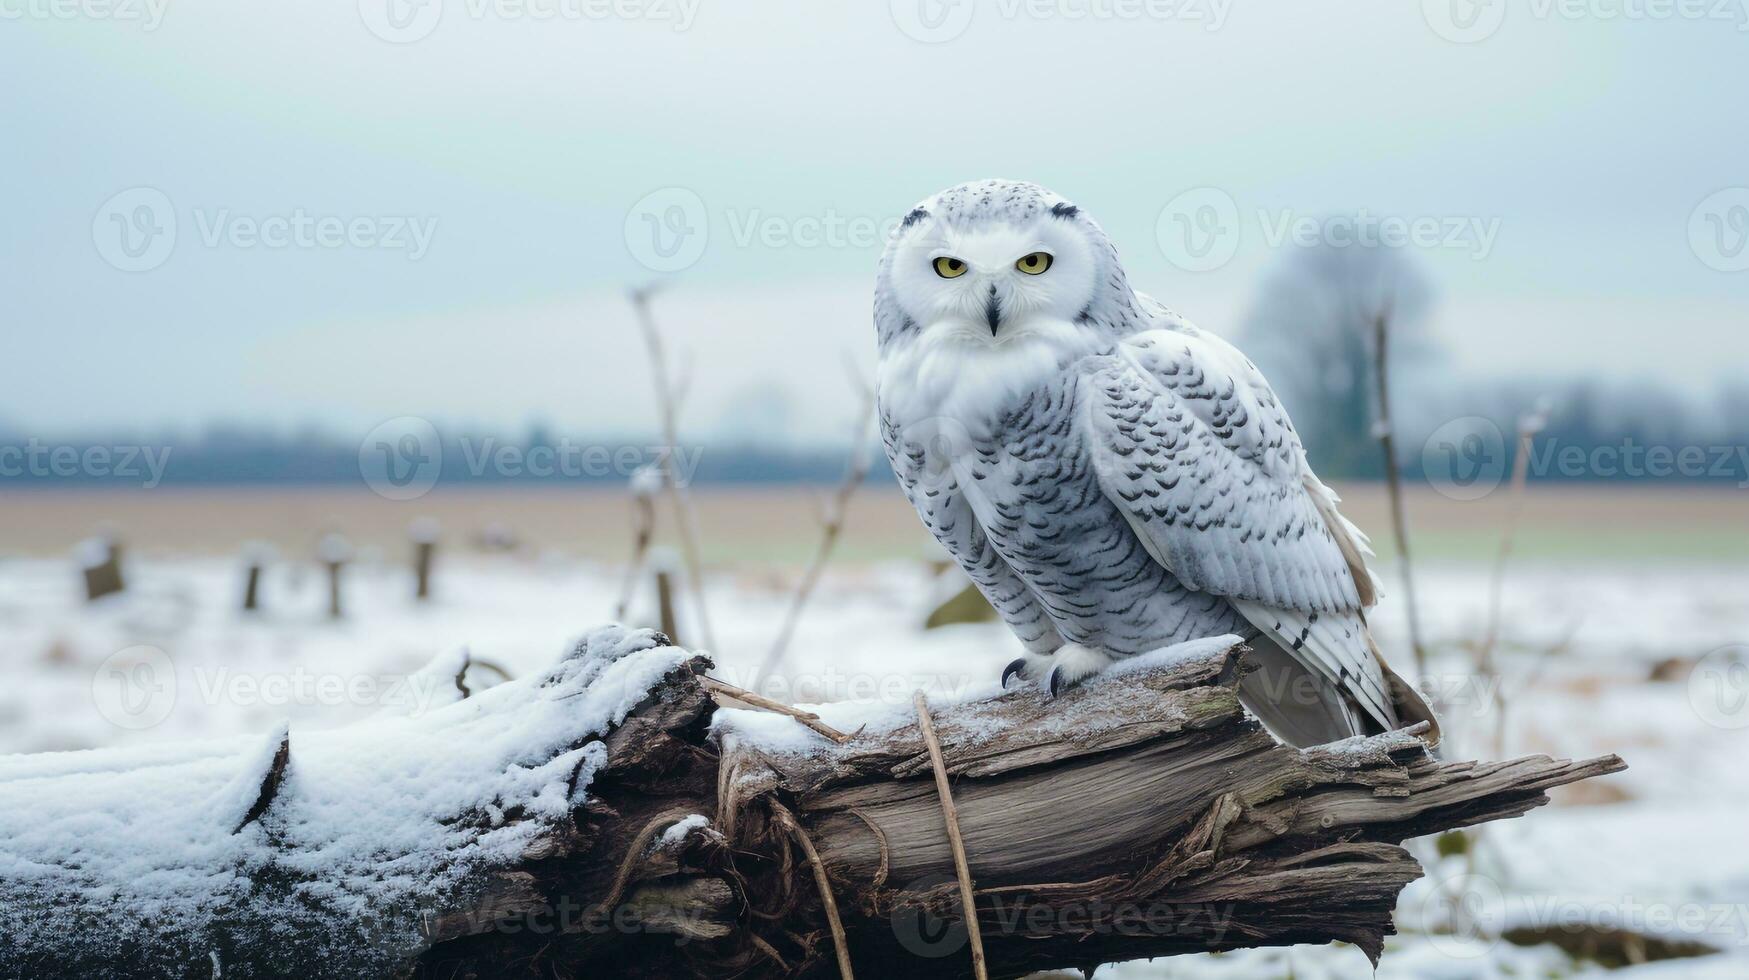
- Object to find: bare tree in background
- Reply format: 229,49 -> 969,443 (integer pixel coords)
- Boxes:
1242,238 -> 1439,674
1239,237 -> 1436,479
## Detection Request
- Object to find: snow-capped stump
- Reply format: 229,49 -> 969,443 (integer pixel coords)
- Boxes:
0,625 -> 713,978
75,533 -> 125,601
0,631 -> 1625,979
238,540 -> 275,613
410,517 -> 441,601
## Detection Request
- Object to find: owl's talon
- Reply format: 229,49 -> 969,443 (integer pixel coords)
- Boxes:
1001,658 -> 1027,689
1048,667 -> 1065,698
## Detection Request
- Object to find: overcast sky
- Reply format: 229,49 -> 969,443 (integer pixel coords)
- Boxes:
4,1 -> 1746,444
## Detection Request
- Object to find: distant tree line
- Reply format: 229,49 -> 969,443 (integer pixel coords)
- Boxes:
5,235 -> 1743,491
1238,237 -> 1749,488
0,426 -> 875,489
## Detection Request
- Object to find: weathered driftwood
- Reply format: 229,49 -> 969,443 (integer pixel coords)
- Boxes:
0,630 -> 1624,979
421,636 -> 1623,979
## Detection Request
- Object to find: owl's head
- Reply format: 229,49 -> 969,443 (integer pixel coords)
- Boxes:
874,179 -> 1141,353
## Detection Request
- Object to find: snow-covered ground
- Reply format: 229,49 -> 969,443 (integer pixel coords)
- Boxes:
2,551 -> 1746,978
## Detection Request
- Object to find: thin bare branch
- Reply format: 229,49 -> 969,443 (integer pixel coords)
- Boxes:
914,691 -> 990,980
771,802 -> 856,980
628,285 -> 719,653
1371,304 -> 1430,676
1476,401 -> 1551,678
613,472 -> 659,623
699,675 -> 852,744
750,371 -> 878,691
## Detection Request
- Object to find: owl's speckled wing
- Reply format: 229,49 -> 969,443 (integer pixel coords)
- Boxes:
1077,317 -> 1397,729
879,412 -> 1065,656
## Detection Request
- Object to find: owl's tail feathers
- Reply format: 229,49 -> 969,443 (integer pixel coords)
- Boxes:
1234,628 -> 1443,750
1368,631 -> 1443,748
1236,632 -> 1369,749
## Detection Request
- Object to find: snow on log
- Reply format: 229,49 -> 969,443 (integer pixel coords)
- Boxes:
0,628 -> 1625,979
0,626 -> 707,978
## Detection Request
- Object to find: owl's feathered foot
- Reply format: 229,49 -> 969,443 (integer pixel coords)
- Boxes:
1003,644 -> 1115,697
1045,643 -> 1115,696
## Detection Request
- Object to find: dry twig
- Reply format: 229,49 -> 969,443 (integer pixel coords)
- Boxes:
913,691 -> 989,980
613,468 -> 660,623
699,675 -> 852,744
1371,304 -> 1430,675
771,802 -> 856,980
752,364 -> 878,691
1476,401 -> 1551,679
628,284 -> 719,653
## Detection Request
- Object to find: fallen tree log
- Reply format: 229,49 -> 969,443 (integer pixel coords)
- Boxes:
0,627 -> 1624,979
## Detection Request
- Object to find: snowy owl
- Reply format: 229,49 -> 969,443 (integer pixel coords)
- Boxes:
874,179 -> 1437,748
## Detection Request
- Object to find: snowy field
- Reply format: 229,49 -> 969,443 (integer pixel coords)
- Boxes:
2,549 -> 1746,978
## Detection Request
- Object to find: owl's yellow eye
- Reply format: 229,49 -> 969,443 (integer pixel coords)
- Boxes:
933,256 -> 967,279
1016,251 -> 1053,275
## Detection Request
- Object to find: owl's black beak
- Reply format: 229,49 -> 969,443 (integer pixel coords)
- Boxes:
984,285 -> 1002,336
